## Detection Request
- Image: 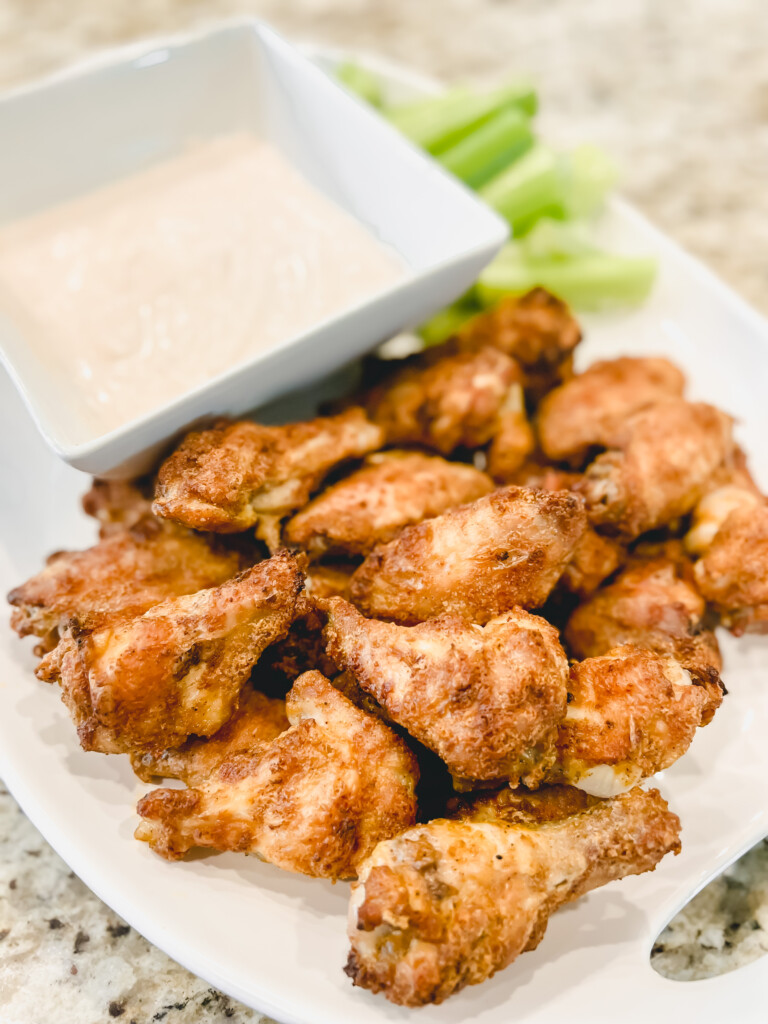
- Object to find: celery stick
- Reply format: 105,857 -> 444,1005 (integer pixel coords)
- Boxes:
476,246 -> 657,310
479,144 -> 565,234
389,82 -> 538,154
418,301 -> 481,346
521,218 -> 600,259
384,87 -> 471,127
335,61 -> 384,108
438,107 -> 533,188
562,144 -> 618,218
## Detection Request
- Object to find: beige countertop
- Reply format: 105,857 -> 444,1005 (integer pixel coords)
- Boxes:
1,2 -> 767,1021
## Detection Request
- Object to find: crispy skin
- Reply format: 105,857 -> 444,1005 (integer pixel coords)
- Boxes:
284,451 -> 493,557
566,552 -> 722,675
41,552 -> 302,754
81,477 -> 154,538
537,357 -> 686,464
457,287 -> 582,400
8,517 -> 244,653
551,645 -> 723,796
323,599 -> 568,785
561,528 -> 625,598
364,345 -> 523,455
694,503 -> 768,634
130,688 -> 288,784
486,384 -> 536,483
451,783 -> 600,825
576,399 -> 734,537
135,671 -> 419,878
686,484 -> 763,556
346,786 -> 680,1006
350,486 -> 587,624
153,408 -> 384,545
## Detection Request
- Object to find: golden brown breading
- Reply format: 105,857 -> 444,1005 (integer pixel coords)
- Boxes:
576,399 -> 734,537
693,503 -> 768,634
81,477 -> 155,538
152,408 -> 383,546
537,357 -> 686,464
551,645 -> 723,796
685,483 -> 763,556
364,345 -> 524,455
135,671 -> 419,878
346,786 -> 680,1006
508,461 -> 582,491
130,688 -> 288,784
561,528 -> 625,598
8,517 -> 244,654
457,287 -> 582,400
485,384 -> 536,482
565,550 -> 722,675
451,782 -> 599,825
283,451 -> 493,557
323,598 -> 568,786
349,486 -> 587,625
303,563 -> 355,600
39,552 -> 302,754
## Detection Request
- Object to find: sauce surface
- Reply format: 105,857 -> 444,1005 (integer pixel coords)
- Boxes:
0,134 -> 404,437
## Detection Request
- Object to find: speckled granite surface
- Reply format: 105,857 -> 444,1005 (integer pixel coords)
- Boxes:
1,2 -> 768,1021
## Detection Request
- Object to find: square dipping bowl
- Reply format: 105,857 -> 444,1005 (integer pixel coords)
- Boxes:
0,20 -> 508,477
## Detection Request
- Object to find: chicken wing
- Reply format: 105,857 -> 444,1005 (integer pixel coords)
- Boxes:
130,687 -> 289,784
81,477 -> 155,538
349,486 -> 587,624
8,517 -> 245,655
485,383 -> 536,482
551,645 -> 723,796
135,671 -> 418,878
346,785 -> 680,1005
456,287 -> 582,400
364,344 -> 524,455
537,357 -> 685,464
152,408 -> 383,547
40,551 -> 302,754
323,598 -> 568,786
576,399 -> 734,537
283,451 -> 493,557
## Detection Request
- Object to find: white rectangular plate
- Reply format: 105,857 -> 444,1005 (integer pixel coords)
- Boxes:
1,44 -> 768,1024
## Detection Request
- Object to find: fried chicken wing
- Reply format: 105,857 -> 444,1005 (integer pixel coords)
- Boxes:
8,517 -> 244,654
565,548 -> 722,675
81,477 -> 155,538
537,357 -> 685,464
346,786 -> 680,1005
551,645 -> 723,796
135,671 -> 418,878
130,688 -> 288,784
485,384 -> 536,482
349,486 -> 587,624
323,598 -> 568,786
561,528 -> 625,598
576,399 -> 734,537
457,287 -> 582,400
283,451 -> 493,557
364,345 -> 524,455
153,408 -> 383,546
40,551 -> 302,754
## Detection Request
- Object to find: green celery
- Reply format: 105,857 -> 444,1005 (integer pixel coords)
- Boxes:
418,300 -> 481,345
561,144 -> 618,218
479,144 -> 565,234
438,107 -> 533,188
335,61 -> 384,108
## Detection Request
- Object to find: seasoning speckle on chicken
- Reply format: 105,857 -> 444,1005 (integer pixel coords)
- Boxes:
323,598 -> 568,786
350,486 -> 587,624
135,671 -> 418,878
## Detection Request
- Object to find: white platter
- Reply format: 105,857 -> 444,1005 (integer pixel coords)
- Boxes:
2,39 -> 768,1024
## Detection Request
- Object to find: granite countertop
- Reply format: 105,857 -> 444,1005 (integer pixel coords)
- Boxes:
2,2 -> 768,1021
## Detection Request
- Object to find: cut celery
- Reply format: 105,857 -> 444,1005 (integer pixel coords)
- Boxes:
418,300 -> 481,345
438,107 -> 533,188
479,144 -> 565,234
477,245 -> 657,310
520,218 -> 601,259
561,144 -> 619,218
335,61 -> 384,108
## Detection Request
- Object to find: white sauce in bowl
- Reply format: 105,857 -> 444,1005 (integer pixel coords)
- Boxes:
0,134 -> 404,436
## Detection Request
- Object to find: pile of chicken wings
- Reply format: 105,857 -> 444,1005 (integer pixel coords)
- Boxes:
10,288 -> 768,1007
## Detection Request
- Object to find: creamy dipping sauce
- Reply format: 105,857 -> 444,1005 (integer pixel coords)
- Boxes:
0,134 -> 405,436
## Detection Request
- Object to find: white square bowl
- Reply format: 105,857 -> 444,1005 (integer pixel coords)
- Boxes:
0,20 -> 508,477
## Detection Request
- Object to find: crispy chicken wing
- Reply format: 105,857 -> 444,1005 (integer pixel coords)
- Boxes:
323,598 -> 568,786
153,408 -> 383,546
135,671 -> 418,878
346,785 -> 680,1005
565,548 -> 722,675
551,645 -> 723,796
8,517 -> 244,655
364,344 -> 524,455
485,384 -> 536,482
457,287 -> 582,400
537,357 -> 685,464
130,688 -> 288,784
349,486 -> 587,624
81,477 -> 155,538
39,551 -> 302,754
283,451 -> 493,557
576,399 -> 734,537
